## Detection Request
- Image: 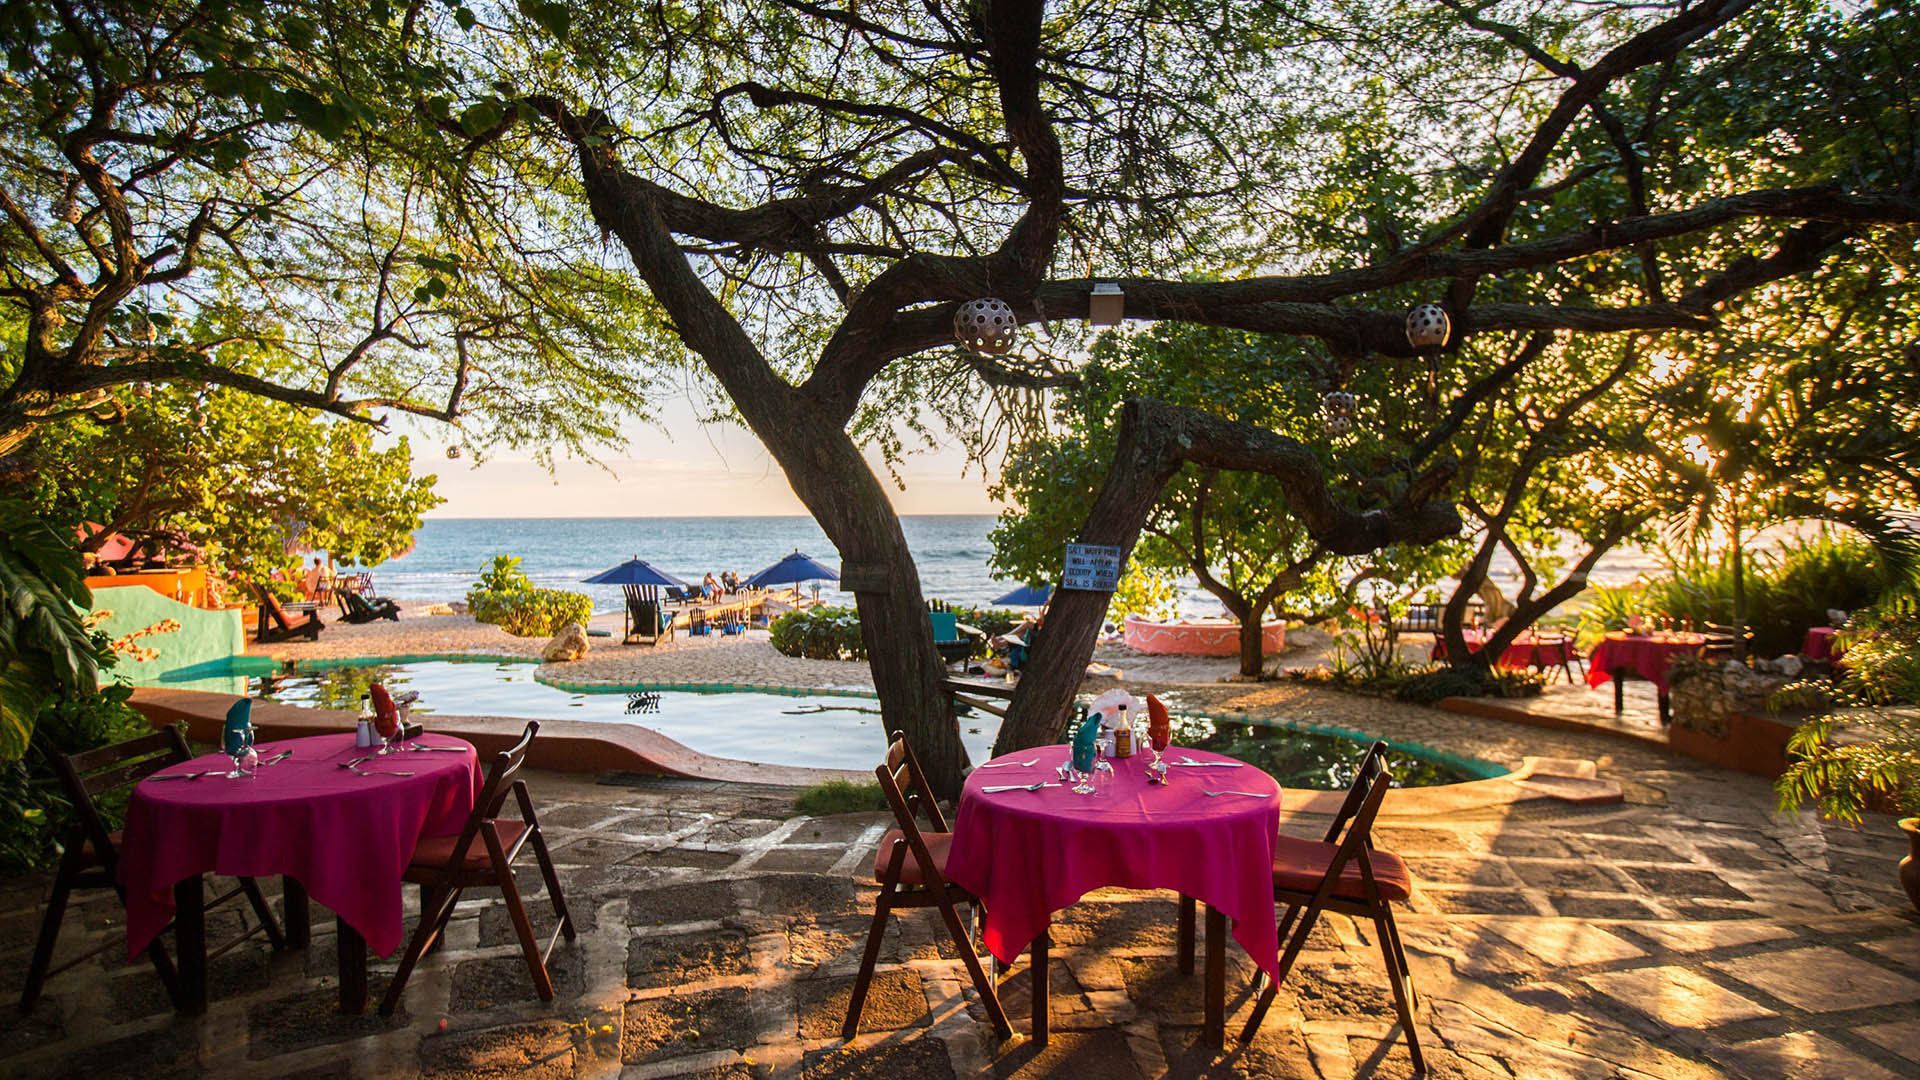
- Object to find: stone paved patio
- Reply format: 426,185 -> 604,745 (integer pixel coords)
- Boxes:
4,687 -> 1916,1079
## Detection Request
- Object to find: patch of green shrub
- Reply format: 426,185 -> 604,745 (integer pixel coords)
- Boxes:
793,778 -> 888,816
769,607 -> 867,660
1392,666 -> 1543,704
467,554 -> 594,638
2,682 -> 153,874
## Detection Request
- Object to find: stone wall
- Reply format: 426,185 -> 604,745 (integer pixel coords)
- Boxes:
1670,660 -> 1791,738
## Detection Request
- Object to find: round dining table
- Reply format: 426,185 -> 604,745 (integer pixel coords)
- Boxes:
118,731 -> 479,1013
1430,628 -> 1579,673
944,745 -> 1282,1046
1586,631 -> 1707,724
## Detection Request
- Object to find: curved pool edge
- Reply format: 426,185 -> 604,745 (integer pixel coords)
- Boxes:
128,687 -> 868,789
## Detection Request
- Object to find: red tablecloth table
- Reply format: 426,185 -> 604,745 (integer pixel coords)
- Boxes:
119,732 -> 479,1012
1586,632 -> 1706,723
945,745 -> 1281,1045
1803,626 -> 1841,662
1430,629 -> 1579,672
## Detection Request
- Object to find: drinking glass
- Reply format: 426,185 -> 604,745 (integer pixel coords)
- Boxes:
223,727 -> 257,778
1070,740 -> 1097,796
374,705 -> 401,755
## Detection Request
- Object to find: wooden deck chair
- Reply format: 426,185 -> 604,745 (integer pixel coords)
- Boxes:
21,725 -> 285,1012
688,608 -> 711,636
250,583 -> 322,642
844,730 -> 1012,1040
339,590 -> 400,624
1239,741 -> 1424,1072
380,721 -> 574,1014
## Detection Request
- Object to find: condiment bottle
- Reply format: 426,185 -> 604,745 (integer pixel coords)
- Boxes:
355,694 -> 375,748
1113,703 -> 1134,757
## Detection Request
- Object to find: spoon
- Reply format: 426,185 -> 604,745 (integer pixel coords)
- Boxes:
981,782 -> 1060,793
1202,790 -> 1270,798
344,762 -> 414,777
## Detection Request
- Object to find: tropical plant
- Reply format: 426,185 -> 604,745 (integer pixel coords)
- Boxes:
465,555 -> 592,638
769,607 -> 867,662
0,501 -> 110,760
1,681 -> 151,873
6,383 -> 440,584
1776,600 -> 1920,823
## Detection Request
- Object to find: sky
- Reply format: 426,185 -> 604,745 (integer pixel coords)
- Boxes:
394,399 -> 1002,518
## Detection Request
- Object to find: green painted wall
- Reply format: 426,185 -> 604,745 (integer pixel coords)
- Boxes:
88,585 -> 248,695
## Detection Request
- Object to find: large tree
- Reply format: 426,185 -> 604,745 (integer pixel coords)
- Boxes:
387,0 -> 1919,792
0,0 -> 657,459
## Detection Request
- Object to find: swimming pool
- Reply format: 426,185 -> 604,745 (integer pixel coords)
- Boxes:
252,660 -> 1494,783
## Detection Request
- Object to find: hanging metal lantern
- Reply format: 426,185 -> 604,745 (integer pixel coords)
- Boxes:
1405,304 -> 1450,348
445,445 -> 462,460
1326,415 -> 1354,437
1322,390 -> 1358,418
50,195 -> 80,224
953,297 -> 1018,355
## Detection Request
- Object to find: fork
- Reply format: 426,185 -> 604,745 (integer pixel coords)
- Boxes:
344,763 -> 414,777
337,754 -> 377,770
256,750 -> 294,767
1202,790 -> 1270,798
1174,757 -> 1242,768
979,759 -> 1039,769
981,782 -> 1060,793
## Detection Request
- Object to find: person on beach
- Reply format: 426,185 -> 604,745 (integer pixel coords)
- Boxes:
721,570 -> 739,593
702,572 -> 721,602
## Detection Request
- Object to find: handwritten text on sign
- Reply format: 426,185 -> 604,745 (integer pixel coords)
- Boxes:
1061,543 -> 1124,592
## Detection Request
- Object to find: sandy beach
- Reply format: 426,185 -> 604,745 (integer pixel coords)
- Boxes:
250,602 -> 1342,694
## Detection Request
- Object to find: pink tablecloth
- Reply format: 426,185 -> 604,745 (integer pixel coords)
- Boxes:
119,732 -> 479,961
1586,632 -> 1706,694
1431,629 -> 1578,671
944,746 -> 1283,980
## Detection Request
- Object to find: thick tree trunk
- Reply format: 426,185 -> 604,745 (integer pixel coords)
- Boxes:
994,398 -> 1461,754
1237,615 -> 1265,678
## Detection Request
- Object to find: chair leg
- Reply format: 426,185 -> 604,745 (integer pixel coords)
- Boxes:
1374,910 -> 1426,1073
380,886 -> 458,1015
238,877 -> 286,949
840,889 -> 894,1039
528,825 -> 575,941
1240,898 -> 1323,1042
19,852 -> 79,1012
937,893 -> 1012,1040
490,839 -> 552,1002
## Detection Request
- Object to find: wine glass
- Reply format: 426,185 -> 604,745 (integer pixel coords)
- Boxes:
1147,714 -> 1171,782
1093,736 -> 1115,796
223,725 -> 256,778
1070,733 -> 1097,795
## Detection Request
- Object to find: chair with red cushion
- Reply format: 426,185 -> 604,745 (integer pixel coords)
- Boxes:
843,730 -> 1011,1040
378,721 -> 574,1014
20,726 -> 284,1012
1239,741 -> 1424,1072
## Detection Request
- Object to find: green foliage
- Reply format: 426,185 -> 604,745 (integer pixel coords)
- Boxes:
1580,537 -> 1896,656
769,607 -> 867,661
0,501 -> 107,761
10,384 -> 440,585
466,556 -> 592,638
792,779 -> 888,817
0,682 -> 151,874
1106,566 -> 1181,624
1392,667 -> 1545,705
1776,600 -> 1920,823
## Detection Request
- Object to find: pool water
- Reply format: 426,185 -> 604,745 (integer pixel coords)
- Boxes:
254,661 -> 1490,784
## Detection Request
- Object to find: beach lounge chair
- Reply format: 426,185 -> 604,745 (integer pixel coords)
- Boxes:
624,591 -> 673,646
251,584 -> 322,643
721,612 -> 745,636
688,608 -> 711,636
339,590 -> 400,624
928,611 -> 976,665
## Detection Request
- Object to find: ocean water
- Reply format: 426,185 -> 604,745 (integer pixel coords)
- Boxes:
359,515 -> 1668,616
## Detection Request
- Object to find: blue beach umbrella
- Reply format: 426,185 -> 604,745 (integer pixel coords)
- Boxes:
582,557 -> 689,588
745,551 -> 840,589
991,582 -> 1052,607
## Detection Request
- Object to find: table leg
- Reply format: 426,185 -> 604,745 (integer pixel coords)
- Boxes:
1204,905 -> 1226,1047
172,874 -> 207,1015
281,877 -> 310,949
1177,893 -> 1196,975
1031,928 -> 1049,1047
1613,670 -> 1626,715
1658,691 -> 1672,726
337,916 -> 368,1014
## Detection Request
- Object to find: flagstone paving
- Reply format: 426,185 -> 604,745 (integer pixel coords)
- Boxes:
3,691 -> 1917,1079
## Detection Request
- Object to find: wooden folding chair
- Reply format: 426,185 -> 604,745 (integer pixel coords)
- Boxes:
250,583 -> 322,642
1531,629 -> 1582,684
1239,741 -> 1424,1073
843,730 -> 1012,1040
21,725 -> 285,1012
380,721 -> 574,1014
